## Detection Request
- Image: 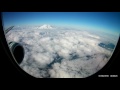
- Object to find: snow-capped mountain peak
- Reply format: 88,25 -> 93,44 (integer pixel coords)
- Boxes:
38,24 -> 54,29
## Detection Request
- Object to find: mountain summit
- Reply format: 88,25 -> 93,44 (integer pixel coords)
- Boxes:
38,24 -> 54,29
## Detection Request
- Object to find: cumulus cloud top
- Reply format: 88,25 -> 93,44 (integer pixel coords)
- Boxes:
5,25 -> 119,78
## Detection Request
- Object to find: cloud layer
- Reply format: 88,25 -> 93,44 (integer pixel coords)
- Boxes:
5,25 -> 119,78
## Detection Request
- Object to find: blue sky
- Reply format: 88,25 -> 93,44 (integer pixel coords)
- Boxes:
2,12 -> 120,33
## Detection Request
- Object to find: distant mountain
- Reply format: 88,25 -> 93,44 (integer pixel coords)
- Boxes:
10,24 -> 76,31
38,24 -> 54,29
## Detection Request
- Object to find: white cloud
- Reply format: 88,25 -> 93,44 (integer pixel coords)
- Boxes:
5,25 -> 119,78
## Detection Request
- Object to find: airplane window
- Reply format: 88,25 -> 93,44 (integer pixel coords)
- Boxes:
1,12 -> 120,78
